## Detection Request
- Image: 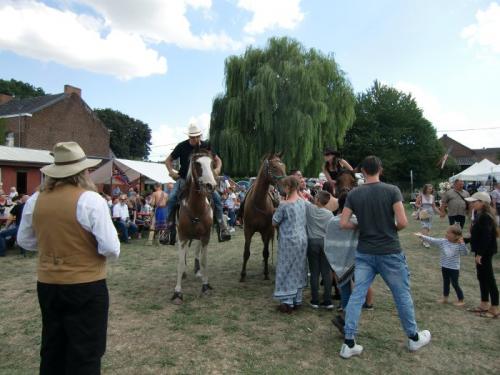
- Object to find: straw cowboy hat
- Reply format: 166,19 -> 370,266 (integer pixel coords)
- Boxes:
41,142 -> 101,178
186,123 -> 203,137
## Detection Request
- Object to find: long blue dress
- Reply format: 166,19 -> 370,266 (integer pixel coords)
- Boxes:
272,199 -> 308,305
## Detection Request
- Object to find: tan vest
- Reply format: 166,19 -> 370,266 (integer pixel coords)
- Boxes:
33,184 -> 106,284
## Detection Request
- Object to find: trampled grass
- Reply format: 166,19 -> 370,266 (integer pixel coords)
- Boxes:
1,210 -> 499,374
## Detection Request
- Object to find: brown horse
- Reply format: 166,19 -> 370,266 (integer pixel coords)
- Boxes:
334,169 -> 358,211
240,153 -> 286,282
171,150 -> 217,304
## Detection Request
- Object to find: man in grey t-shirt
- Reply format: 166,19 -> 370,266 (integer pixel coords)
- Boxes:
338,156 -> 431,359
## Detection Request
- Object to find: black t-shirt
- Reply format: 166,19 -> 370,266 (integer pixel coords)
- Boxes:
10,202 -> 25,227
170,140 -> 214,179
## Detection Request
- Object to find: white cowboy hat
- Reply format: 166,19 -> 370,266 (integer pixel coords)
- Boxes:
186,123 -> 203,137
41,141 -> 101,178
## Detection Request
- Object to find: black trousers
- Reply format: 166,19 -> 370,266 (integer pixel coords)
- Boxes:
307,240 -> 332,304
476,256 -> 499,306
448,215 -> 466,229
441,267 -> 464,300
37,279 -> 109,375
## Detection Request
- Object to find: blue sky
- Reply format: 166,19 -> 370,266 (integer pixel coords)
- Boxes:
0,0 -> 499,161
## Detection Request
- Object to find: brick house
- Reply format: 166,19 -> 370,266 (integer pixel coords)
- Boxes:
439,134 -> 500,170
0,85 -> 111,158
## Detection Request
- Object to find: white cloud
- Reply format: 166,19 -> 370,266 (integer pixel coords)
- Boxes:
394,81 -> 500,149
237,0 -> 304,34
149,113 -> 211,161
0,0 -> 167,80
79,0 -> 242,50
462,2 -> 500,54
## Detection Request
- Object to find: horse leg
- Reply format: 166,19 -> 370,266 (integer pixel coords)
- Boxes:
240,229 -> 253,282
172,240 -> 187,304
200,242 -> 212,296
194,242 -> 202,277
261,232 -> 270,280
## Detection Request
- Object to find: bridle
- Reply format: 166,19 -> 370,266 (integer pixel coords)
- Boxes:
263,158 -> 285,185
189,152 -> 215,194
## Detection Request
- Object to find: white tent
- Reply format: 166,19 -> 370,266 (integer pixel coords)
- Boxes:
449,159 -> 498,182
90,158 -> 175,185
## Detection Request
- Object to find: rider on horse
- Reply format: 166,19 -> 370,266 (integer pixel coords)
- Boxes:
164,124 -> 231,242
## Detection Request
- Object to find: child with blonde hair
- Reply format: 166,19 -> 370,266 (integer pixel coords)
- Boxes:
415,225 -> 468,306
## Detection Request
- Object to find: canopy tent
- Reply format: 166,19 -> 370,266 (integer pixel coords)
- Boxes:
449,159 -> 498,182
90,158 -> 175,185
473,164 -> 500,182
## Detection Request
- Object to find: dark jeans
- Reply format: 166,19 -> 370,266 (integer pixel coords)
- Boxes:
307,239 -> 332,304
441,267 -> 464,300
114,220 -> 138,242
0,226 -> 17,256
37,280 -> 109,375
448,215 -> 466,229
476,256 -> 499,306
340,281 -> 352,310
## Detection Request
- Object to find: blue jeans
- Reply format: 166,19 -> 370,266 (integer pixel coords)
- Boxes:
114,221 -> 137,242
0,226 -> 18,256
340,281 -> 352,310
165,178 -> 224,224
344,251 -> 418,340
227,208 -> 236,227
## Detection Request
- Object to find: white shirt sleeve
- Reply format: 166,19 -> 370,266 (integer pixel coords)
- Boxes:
17,192 -> 39,251
77,192 -> 121,260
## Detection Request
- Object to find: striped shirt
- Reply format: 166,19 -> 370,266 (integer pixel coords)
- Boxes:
421,235 -> 468,270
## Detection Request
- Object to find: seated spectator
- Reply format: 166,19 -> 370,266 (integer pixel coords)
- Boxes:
0,194 -> 28,256
112,194 -> 138,243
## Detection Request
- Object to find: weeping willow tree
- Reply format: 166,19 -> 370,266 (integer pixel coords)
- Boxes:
210,37 -> 356,176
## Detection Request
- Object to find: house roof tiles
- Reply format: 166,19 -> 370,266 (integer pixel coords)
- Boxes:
0,93 -> 67,117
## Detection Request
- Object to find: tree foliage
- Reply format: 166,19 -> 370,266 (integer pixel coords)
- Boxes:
210,37 -> 356,176
94,108 -> 152,160
0,79 -> 46,98
342,81 -> 443,187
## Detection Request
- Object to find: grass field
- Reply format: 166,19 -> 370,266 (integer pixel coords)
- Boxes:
1,209 -> 499,374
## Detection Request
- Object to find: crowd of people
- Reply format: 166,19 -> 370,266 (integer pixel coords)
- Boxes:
2,125 -> 498,371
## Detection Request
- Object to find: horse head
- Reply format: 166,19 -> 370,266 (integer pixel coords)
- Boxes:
336,169 -> 357,193
188,149 -> 217,194
261,152 -> 286,185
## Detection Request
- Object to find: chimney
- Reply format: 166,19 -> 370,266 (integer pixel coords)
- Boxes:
0,93 -> 13,105
64,84 -> 81,97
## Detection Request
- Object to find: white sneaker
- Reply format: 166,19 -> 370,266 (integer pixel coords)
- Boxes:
339,343 -> 363,359
408,330 -> 431,352
229,227 -> 236,233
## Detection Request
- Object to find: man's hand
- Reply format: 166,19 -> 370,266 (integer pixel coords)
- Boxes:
414,232 -> 423,237
475,255 -> 482,265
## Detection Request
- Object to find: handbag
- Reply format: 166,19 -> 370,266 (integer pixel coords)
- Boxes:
418,209 -> 430,220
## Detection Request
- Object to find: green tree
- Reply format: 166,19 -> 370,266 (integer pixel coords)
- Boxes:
0,79 -> 46,98
94,108 -> 152,159
210,37 -> 356,176
342,81 -> 443,188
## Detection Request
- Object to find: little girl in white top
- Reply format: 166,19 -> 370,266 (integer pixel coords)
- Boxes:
415,225 -> 468,306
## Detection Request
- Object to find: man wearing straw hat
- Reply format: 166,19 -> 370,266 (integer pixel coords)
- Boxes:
17,141 -> 120,375
164,123 -> 231,242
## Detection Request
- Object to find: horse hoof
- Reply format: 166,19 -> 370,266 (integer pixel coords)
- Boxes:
171,292 -> 183,305
195,271 -> 203,278
200,284 -> 213,296
240,274 -> 246,282
182,272 -> 187,280
264,275 -> 270,280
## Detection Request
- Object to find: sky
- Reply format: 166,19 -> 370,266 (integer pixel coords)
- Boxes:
0,0 -> 499,161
